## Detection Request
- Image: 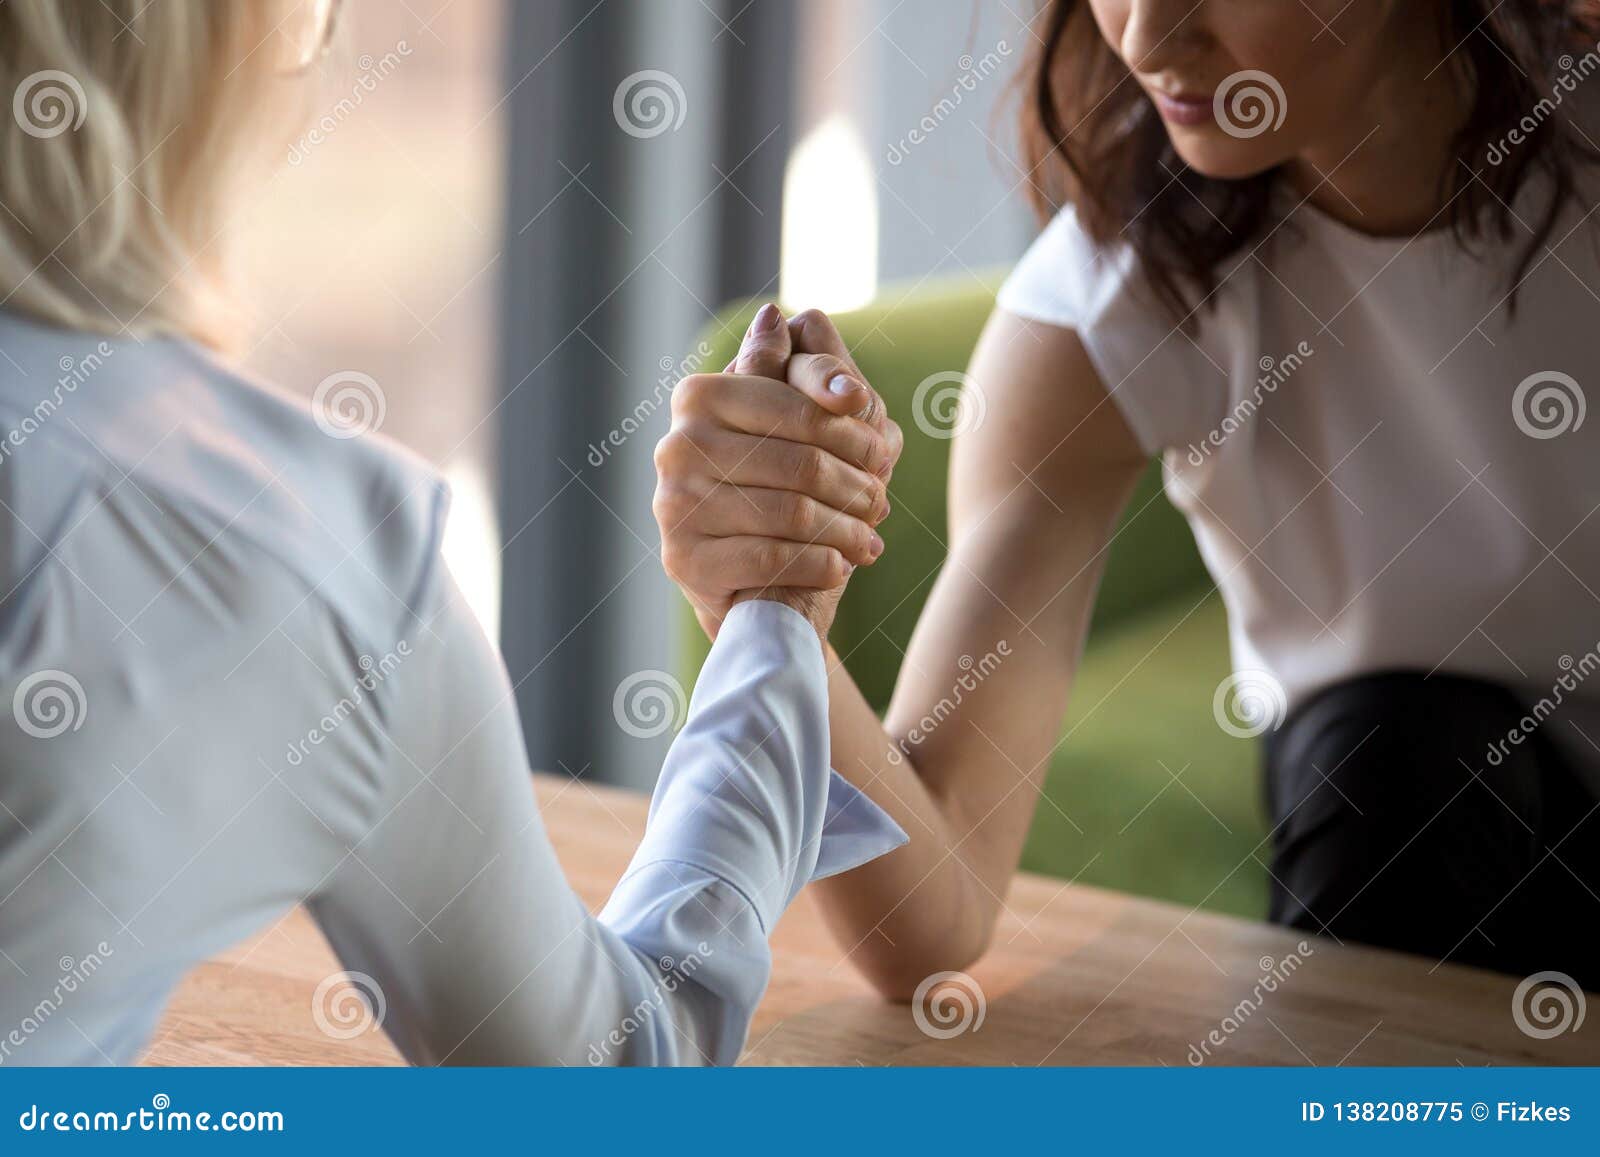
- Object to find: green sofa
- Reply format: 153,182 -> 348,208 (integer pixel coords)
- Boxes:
677,274 -> 1269,918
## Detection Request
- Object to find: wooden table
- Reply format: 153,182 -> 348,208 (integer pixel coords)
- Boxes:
146,775 -> 1598,1066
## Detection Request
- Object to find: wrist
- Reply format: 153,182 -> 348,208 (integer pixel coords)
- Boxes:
729,588 -> 830,644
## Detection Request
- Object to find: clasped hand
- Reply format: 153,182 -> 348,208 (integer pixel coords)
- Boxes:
653,304 -> 903,641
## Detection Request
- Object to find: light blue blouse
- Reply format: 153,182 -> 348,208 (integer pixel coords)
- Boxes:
0,309 -> 905,1065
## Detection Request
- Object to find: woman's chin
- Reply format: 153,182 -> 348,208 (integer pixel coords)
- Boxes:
1166,132 -> 1289,181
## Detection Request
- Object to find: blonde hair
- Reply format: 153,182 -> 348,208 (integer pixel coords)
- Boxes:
0,1 -> 312,349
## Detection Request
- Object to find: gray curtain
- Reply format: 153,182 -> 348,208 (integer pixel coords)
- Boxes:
495,0 -> 796,787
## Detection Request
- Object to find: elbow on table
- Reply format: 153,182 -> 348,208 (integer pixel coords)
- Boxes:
823,841 -> 1002,1002
847,922 -> 996,1005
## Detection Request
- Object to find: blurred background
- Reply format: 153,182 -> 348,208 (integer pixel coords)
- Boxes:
238,0 -> 1263,917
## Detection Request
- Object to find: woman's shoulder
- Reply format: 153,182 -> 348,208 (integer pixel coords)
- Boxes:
183,346 -> 453,641
993,206 -> 1247,455
996,203 -> 1145,331
0,310 -> 450,656
994,202 -> 1248,361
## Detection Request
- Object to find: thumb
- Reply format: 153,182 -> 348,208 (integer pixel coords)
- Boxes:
733,302 -> 791,379
785,351 -> 891,439
786,352 -> 877,419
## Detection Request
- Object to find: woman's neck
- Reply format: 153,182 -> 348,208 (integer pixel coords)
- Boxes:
1282,14 -> 1474,237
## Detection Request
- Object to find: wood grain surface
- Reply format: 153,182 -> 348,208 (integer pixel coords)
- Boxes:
145,774 -> 1599,1066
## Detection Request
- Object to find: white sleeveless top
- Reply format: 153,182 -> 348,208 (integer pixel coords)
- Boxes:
998,183 -> 1600,785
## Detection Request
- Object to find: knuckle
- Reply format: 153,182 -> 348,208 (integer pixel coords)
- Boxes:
652,432 -> 682,473
681,537 -> 727,587
810,352 -> 848,382
800,397 -> 836,438
650,484 -> 671,524
792,446 -> 827,488
673,373 -> 716,415
886,419 -> 905,460
790,308 -> 828,335
862,430 -> 890,473
651,481 -> 692,525
825,548 -> 850,585
654,428 -> 705,475
660,540 -> 688,581
875,481 -> 892,520
752,539 -> 790,578
779,490 -> 814,536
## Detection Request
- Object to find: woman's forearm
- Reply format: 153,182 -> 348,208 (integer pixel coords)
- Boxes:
811,651 -> 995,997
809,510 -> 1111,996
806,314 -> 1149,998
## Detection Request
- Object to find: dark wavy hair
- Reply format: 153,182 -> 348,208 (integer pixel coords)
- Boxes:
1019,0 -> 1600,326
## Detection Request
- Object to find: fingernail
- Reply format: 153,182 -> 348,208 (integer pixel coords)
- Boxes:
842,560 -> 854,576
828,374 -> 857,396
869,533 -> 884,558
751,303 -> 780,335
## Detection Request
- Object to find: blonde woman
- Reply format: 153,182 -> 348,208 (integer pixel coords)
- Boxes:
0,0 -> 903,1065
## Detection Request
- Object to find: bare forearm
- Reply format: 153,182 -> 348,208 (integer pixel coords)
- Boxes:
810,655 -> 993,997
811,517 -> 1109,995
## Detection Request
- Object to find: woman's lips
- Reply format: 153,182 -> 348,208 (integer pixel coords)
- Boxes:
1150,90 -> 1214,127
